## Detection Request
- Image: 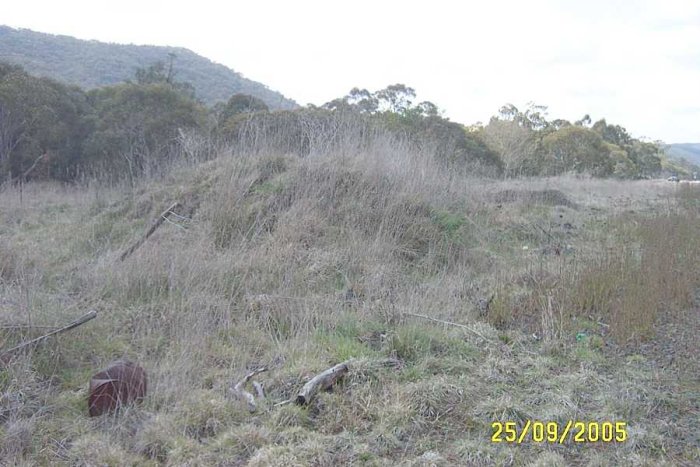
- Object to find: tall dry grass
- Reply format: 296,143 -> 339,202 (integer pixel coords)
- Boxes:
1,117 -> 697,464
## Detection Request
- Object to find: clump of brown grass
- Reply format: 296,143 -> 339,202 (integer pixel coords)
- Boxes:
564,209 -> 700,342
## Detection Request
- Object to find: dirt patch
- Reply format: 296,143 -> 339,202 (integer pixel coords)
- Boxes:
492,189 -> 578,208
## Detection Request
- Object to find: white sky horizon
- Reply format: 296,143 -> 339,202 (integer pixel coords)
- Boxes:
3,0 -> 699,144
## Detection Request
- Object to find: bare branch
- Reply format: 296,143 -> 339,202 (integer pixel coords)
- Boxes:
230,367 -> 268,413
403,312 -> 495,342
0,310 -> 97,361
252,381 -> 265,399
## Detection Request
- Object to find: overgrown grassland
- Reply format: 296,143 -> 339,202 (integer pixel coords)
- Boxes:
1,148 -> 698,465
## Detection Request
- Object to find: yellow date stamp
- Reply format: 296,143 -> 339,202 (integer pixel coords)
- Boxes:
491,421 -> 627,444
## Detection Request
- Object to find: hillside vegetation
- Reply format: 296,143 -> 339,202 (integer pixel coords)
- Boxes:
0,25 -> 297,109
1,38 -> 699,464
666,143 -> 700,166
1,120 -> 698,464
3,64 -> 693,187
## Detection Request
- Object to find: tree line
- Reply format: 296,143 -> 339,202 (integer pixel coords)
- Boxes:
0,60 -> 679,184
479,103 -> 665,178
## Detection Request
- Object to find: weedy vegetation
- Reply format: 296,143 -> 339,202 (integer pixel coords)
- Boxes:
1,115 -> 698,466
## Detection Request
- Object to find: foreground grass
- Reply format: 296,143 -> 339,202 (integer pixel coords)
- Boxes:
0,149 -> 698,466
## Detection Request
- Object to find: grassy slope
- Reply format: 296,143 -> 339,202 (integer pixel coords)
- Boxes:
0,25 -> 298,109
0,146 -> 698,465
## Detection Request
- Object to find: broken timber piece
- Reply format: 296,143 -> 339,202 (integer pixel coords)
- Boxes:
88,360 -> 147,416
119,202 -> 181,261
295,361 -> 350,406
231,367 -> 268,413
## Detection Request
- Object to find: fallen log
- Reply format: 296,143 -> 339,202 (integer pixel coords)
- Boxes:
119,202 -> 180,261
231,367 -> 268,413
0,310 -> 97,361
295,361 -> 350,406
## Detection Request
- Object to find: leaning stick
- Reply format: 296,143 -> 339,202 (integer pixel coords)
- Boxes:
403,312 -> 495,342
119,202 -> 180,261
231,367 -> 268,412
7,153 -> 46,185
295,361 -> 350,405
0,310 -> 97,359
0,324 -> 61,330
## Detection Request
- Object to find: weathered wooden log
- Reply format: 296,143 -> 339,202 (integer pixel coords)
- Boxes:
88,360 -> 147,417
295,361 -> 349,406
119,202 -> 180,261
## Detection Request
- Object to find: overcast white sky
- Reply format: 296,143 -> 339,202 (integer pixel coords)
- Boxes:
3,0 -> 699,142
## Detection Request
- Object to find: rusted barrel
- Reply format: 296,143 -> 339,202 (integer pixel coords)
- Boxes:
88,360 -> 147,417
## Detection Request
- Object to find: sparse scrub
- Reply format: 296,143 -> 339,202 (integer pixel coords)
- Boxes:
562,208 -> 700,341
0,121 -> 697,465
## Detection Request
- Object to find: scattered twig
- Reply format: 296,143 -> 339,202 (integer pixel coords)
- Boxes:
272,358 -> 400,407
0,310 -> 97,360
0,324 -> 61,331
119,202 -> 180,261
231,367 -> 268,412
533,222 -> 556,241
162,215 -> 188,231
376,357 -> 404,370
8,153 -> 46,185
403,312 -> 496,342
252,381 -> 265,399
167,211 -> 193,223
295,361 -> 350,405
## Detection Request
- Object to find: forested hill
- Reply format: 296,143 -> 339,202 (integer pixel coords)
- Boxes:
666,143 -> 700,166
0,25 -> 297,109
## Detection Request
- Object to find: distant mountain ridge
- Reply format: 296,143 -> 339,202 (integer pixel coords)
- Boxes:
0,25 -> 297,109
665,143 -> 700,166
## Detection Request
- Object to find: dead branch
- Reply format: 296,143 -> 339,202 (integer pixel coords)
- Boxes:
119,202 -> 180,261
0,324 -> 61,331
295,361 -> 350,405
7,153 -> 46,185
403,312 -> 495,342
0,310 -> 97,360
375,357 -> 403,370
253,381 -> 265,399
231,367 -> 268,412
